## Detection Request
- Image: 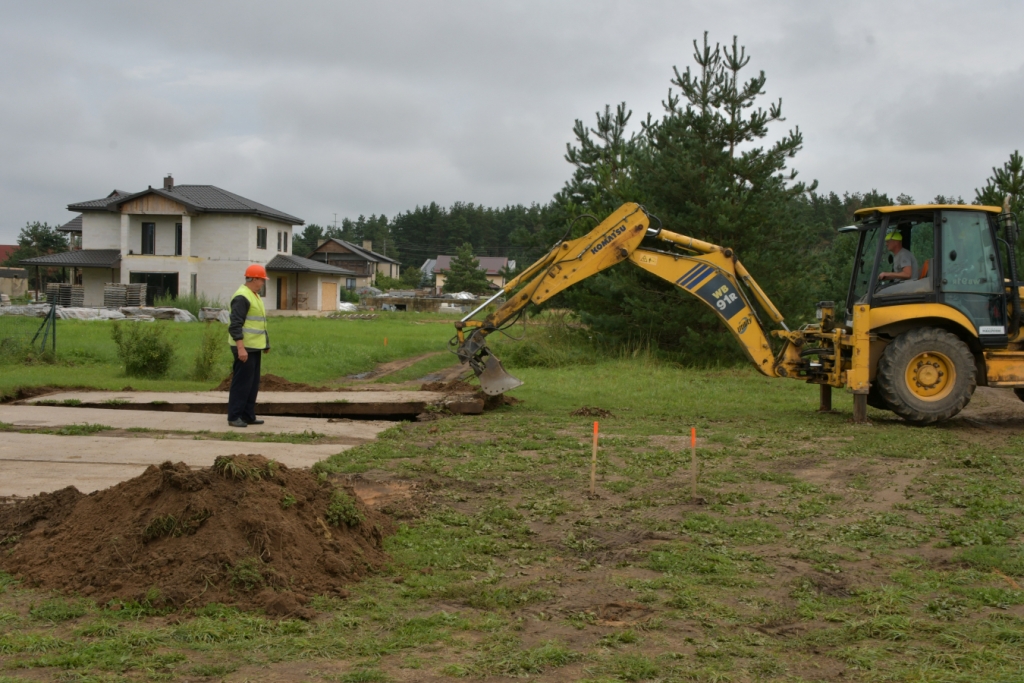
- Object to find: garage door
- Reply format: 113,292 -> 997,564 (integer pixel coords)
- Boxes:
321,282 -> 337,311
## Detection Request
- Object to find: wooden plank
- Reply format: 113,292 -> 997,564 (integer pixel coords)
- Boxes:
121,194 -> 188,215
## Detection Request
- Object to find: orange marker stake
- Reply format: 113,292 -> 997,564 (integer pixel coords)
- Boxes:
590,421 -> 599,496
691,427 -> 698,501
384,337 -> 388,346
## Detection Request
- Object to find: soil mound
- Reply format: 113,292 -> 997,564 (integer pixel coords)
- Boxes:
570,406 -> 615,418
214,373 -> 326,392
420,378 -> 477,394
0,455 -> 392,614
419,378 -> 521,413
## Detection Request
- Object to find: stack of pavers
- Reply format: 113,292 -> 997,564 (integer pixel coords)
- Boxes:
126,283 -> 146,307
103,284 -> 128,309
45,284 -> 85,306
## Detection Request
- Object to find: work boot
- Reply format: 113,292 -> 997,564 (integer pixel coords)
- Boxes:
228,419 -> 248,428
247,419 -> 265,425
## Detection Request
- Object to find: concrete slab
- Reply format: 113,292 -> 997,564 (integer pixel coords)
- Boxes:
0,432 -> 350,497
20,389 -> 484,417
0,405 -> 391,442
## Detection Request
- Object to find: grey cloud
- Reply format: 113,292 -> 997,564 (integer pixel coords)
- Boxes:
2,0 -> 1024,241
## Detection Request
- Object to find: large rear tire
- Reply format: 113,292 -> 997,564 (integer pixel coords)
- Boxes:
867,382 -> 891,410
875,328 -> 976,425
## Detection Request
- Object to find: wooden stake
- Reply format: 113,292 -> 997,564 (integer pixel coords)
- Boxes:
384,337 -> 388,346
691,427 -> 697,501
590,421 -> 598,496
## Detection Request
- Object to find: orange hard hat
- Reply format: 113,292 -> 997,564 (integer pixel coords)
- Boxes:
245,264 -> 268,279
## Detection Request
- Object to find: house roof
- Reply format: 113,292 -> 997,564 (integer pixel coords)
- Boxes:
313,238 -> 400,264
0,245 -> 16,263
68,185 -> 304,225
65,189 -> 130,210
266,254 -> 356,276
59,215 -> 83,232
434,255 -> 508,275
19,249 -> 121,268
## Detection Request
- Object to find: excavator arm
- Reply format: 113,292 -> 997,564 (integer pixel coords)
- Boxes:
453,202 -> 787,394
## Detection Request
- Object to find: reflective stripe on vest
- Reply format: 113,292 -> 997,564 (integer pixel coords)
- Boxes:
228,284 -> 268,350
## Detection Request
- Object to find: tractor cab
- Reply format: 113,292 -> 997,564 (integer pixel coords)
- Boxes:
844,204 -> 1018,345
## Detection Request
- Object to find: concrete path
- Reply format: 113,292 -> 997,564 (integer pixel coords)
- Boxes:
0,405 -> 391,442
19,389 -> 484,417
0,432 -> 350,497
24,389 -> 444,404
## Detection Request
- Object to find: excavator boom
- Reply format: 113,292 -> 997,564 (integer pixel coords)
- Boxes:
454,203 -> 786,394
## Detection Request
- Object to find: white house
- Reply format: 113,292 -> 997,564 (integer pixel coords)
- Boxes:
22,176 -> 354,311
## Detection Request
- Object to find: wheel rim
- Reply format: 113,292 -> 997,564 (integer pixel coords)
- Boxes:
904,351 -> 955,401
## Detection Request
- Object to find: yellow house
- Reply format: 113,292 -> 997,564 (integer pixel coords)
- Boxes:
432,255 -> 513,292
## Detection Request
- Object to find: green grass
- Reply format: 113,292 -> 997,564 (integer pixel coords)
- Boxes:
4,319 -> 1024,680
0,313 -> 455,398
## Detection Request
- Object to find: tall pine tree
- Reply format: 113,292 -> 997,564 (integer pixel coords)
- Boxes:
442,243 -> 492,294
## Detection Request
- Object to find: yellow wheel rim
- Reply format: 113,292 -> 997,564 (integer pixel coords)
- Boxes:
904,351 -> 955,401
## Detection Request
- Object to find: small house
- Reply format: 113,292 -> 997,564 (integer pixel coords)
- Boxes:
306,239 -> 400,289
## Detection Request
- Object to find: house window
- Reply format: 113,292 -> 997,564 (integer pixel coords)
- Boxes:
142,222 -> 156,255
190,273 -> 197,296
277,231 -> 282,251
283,232 -> 289,253
175,223 -> 182,256
346,278 -> 356,289
257,227 -> 267,250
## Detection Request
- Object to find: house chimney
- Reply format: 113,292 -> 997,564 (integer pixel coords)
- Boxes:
317,238 -> 328,247
362,240 -> 372,252
163,174 -> 174,190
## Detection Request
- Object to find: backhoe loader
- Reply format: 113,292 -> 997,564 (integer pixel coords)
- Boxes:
452,202 -> 1024,424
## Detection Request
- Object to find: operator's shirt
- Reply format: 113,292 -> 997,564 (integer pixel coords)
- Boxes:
893,248 -> 918,280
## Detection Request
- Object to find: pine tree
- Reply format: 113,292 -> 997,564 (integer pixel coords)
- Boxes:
560,33 -> 816,362
442,243 -> 492,294
976,151 -> 1024,215
976,150 -> 1024,264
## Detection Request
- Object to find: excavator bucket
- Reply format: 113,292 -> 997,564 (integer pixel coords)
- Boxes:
477,353 -> 524,395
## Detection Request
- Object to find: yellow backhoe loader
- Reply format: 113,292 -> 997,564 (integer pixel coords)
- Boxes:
453,202 -> 1024,424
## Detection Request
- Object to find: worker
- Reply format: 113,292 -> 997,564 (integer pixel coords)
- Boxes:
227,264 -> 270,428
878,229 -> 918,282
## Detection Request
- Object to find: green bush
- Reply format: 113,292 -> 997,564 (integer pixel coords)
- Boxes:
191,322 -> 225,380
491,315 -> 598,369
110,322 -> 174,378
326,489 -> 363,527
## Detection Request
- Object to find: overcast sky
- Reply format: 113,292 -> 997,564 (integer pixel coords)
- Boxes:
1,0 -> 1022,243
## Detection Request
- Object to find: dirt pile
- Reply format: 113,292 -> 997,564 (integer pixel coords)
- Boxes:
214,373 -> 326,392
0,455 -> 392,614
420,377 -> 521,412
420,378 -> 477,394
570,406 -> 615,418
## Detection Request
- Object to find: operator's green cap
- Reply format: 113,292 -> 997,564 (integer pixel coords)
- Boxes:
885,230 -> 903,241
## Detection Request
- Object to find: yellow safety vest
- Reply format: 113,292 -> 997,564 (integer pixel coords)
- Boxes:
228,284 -> 268,350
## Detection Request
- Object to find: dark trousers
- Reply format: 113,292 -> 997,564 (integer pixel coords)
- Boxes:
228,346 -> 262,422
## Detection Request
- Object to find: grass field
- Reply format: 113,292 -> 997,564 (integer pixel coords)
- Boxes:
2,317 -> 1024,681
0,313 -> 458,398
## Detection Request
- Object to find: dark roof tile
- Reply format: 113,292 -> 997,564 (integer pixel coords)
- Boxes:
68,185 -> 303,225
58,215 -> 83,232
20,249 -> 121,268
266,254 -> 356,275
